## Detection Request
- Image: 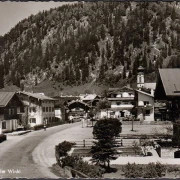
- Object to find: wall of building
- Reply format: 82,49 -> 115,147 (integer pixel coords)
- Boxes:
1,119 -> 18,133
42,100 -> 55,124
137,92 -> 154,121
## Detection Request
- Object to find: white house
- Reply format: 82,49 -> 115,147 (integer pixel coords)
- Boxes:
135,89 -> 154,121
107,86 -> 135,118
17,92 -> 57,127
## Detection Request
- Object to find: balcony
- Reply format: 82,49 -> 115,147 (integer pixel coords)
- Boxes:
108,97 -> 134,101
4,114 -> 19,120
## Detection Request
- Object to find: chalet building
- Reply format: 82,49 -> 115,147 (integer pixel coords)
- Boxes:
67,100 -> 90,117
17,92 -> 57,127
135,66 -> 156,121
135,89 -> 154,121
154,68 -> 180,121
52,95 -> 80,122
0,92 -> 24,133
107,86 -> 135,119
154,102 -> 167,121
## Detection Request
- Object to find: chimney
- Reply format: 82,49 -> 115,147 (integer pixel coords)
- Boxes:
151,89 -> 154,96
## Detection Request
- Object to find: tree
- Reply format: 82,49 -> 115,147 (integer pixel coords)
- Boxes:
91,118 -> 122,170
55,141 -> 76,167
96,99 -> 111,117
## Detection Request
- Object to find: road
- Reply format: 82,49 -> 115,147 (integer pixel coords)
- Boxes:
0,122 -> 81,178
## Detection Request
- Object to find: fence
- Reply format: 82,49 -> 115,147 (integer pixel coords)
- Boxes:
71,139 -> 133,148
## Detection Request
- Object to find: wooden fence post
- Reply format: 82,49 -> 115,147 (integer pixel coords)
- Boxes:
83,140 -> 85,147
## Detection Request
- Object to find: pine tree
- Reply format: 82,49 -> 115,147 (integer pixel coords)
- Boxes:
91,118 -> 122,169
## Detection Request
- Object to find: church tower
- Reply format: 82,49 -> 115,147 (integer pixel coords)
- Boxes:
137,66 -> 144,89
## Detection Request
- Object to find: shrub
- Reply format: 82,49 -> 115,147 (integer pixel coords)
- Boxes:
147,152 -> 153,156
75,159 -> 104,178
143,163 -> 158,178
23,124 -> 31,130
122,163 -> 143,178
33,124 -> 44,130
155,162 -> 166,177
167,166 -> 179,172
61,155 -> 81,168
123,162 -> 166,178
60,155 -> 104,178
55,141 -> 76,166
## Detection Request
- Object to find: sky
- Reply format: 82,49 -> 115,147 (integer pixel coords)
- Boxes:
0,1 -> 76,36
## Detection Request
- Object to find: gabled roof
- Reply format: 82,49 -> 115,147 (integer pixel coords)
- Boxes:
18,91 -> 56,101
108,86 -> 134,94
135,89 -> 154,97
0,92 -> 16,107
79,94 -> 98,101
68,100 -> 89,107
157,69 -> 180,96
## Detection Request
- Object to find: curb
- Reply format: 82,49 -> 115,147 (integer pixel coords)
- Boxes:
6,130 -> 32,136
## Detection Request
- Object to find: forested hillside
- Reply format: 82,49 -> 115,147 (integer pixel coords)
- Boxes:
0,2 -> 180,90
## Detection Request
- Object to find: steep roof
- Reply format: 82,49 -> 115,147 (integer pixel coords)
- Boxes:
135,89 -> 154,97
18,91 -> 56,101
108,86 -> 134,93
79,94 -> 98,101
158,69 -> 180,96
0,92 -> 16,107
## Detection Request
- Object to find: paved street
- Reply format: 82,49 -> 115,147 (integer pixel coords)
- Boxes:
0,122 -> 81,178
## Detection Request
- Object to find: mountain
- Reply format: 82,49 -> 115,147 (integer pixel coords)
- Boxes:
0,2 -> 180,93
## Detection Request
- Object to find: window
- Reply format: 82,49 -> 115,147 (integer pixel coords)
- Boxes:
43,107 -> 45,112
145,110 -> 150,116
33,107 -> 36,112
49,107 -> 51,112
20,107 -> 24,113
11,108 -> 14,114
46,107 -> 48,112
9,109 -> 11,115
30,118 -> 36,123
2,121 -> 6,129
144,101 -> 149,105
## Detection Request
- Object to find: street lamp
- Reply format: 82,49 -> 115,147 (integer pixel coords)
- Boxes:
131,115 -> 135,131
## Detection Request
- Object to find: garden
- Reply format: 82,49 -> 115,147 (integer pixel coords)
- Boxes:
53,118 -> 180,178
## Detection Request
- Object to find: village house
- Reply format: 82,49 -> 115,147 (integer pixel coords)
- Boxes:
135,89 -> 154,121
17,91 -> 57,127
0,92 -> 24,133
134,66 -> 156,121
107,86 -> 135,119
52,95 -> 80,122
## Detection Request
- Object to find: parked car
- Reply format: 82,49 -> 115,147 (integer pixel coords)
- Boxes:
0,134 -> 7,143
